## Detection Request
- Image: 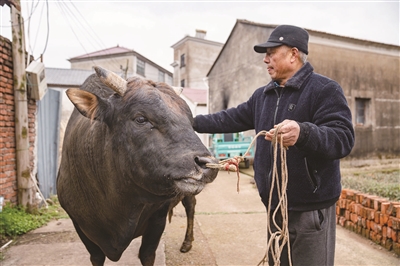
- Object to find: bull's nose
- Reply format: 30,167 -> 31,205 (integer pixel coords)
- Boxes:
193,156 -> 218,183
194,156 -> 218,169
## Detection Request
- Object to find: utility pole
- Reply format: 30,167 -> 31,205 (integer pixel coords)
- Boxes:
8,0 -> 36,210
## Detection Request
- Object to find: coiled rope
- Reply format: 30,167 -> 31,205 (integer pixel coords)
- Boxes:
258,125 -> 292,266
205,126 -> 291,266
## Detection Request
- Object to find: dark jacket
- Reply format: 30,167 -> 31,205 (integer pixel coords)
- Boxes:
194,62 -> 355,211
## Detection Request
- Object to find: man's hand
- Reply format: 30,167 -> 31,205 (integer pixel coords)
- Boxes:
265,120 -> 300,147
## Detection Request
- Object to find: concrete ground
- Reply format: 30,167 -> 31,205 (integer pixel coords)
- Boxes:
0,219 -> 165,266
1,170 -> 399,265
164,170 -> 400,266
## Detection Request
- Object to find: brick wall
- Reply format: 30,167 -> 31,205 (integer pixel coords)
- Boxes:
0,35 -> 37,205
337,188 -> 400,256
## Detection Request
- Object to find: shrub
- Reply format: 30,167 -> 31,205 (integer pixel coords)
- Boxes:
341,169 -> 400,201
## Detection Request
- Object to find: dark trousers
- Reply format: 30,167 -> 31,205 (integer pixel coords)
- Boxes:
267,204 -> 336,266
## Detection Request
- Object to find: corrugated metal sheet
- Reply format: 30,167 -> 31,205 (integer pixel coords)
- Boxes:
37,88 -> 62,199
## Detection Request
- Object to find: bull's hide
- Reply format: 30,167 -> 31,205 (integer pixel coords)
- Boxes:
57,66 -> 218,266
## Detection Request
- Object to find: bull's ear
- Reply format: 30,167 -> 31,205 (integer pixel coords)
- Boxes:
66,88 -> 106,121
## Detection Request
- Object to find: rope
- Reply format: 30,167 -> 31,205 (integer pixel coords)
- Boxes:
205,130 -> 268,192
258,125 -> 292,266
205,127 -> 292,265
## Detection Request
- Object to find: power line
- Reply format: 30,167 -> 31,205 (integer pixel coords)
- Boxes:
26,0 -> 41,56
41,0 -> 50,57
55,0 -> 124,71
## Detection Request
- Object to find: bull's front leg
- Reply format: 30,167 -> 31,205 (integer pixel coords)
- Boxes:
71,220 -> 106,266
139,205 -> 169,266
180,195 -> 196,253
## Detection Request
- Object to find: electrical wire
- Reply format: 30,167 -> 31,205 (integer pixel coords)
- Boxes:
5,0 -> 125,71
55,0 -> 124,72
41,0 -> 50,57
25,0 -> 50,63
26,0 -> 41,57
68,0 -> 110,55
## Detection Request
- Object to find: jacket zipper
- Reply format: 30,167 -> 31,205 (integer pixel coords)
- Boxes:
268,88 -> 283,182
273,87 -> 283,124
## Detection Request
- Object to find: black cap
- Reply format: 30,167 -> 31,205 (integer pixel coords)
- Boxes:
254,25 -> 309,55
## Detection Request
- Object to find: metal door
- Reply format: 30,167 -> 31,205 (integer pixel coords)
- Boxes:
36,88 -> 62,199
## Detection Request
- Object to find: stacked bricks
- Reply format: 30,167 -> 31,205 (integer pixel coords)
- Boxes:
0,35 -> 37,205
337,188 -> 400,256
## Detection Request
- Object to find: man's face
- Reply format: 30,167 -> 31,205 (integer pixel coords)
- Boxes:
263,45 -> 293,84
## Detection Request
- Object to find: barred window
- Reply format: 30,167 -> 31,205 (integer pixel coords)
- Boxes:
355,98 -> 370,125
180,79 -> 185,87
180,54 -> 186,68
137,58 -> 145,76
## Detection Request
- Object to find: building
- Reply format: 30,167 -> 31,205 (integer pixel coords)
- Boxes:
171,29 -> 223,89
170,30 -> 223,147
206,19 -> 400,158
180,87 -> 209,146
68,45 -> 173,85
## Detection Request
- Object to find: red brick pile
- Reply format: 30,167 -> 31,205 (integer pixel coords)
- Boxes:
337,188 -> 400,255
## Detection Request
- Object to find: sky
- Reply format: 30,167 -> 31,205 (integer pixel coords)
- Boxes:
1,1 -> 399,72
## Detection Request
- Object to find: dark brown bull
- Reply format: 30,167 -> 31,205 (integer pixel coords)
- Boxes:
56,66 -> 218,265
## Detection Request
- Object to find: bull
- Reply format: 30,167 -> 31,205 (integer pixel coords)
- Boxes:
56,66 -> 218,266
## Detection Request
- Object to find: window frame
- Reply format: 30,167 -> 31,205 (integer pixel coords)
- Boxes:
355,97 -> 370,126
180,54 -> 186,68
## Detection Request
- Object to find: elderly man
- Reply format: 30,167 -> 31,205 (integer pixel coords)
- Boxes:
194,25 -> 355,265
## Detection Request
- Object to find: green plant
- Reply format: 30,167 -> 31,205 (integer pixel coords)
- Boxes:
341,169 -> 400,201
0,196 -> 68,244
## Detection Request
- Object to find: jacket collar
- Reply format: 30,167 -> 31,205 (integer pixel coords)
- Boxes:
263,62 -> 314,93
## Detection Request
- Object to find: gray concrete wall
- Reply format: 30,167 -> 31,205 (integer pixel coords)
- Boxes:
208,22 -> 272,112
70,55 -> 134,77
308,42 -> 399,158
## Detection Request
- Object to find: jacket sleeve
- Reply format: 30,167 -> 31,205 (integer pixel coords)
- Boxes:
295,80 -> 355,159
193,96 -> 255,134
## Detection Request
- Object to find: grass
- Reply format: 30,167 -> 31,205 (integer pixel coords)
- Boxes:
0,196 -> 68,249
341,168 -> 400,201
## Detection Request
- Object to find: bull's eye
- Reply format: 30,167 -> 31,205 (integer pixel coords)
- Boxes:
135,116 -> 148,125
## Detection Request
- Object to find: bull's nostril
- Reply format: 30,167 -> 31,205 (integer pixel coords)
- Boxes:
195,156 -> 217,169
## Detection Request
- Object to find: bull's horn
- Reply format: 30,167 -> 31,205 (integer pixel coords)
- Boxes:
93,66 -> 127,96
172,86 -> 183,95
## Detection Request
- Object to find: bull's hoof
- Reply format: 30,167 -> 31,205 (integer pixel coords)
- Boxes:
179,241 -> 193,253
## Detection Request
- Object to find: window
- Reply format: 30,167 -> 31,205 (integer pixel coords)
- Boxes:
355,98 -> 370,126
180,54 -> 186,68
158,70 -> 165,82
136,58 -> 145,76
180,79 -> 185,87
